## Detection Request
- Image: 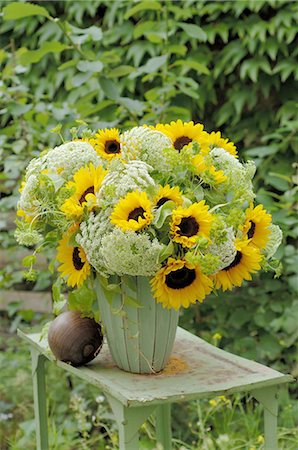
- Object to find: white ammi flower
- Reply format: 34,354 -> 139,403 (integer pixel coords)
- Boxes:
101,228 -> 164,276
120,126 -> 172,172
26,141 -> 100,181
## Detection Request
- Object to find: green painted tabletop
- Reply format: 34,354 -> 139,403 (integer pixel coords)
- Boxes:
18,327 -> 293,407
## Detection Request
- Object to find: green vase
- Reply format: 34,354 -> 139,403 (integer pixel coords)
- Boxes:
95,275 -> 179,374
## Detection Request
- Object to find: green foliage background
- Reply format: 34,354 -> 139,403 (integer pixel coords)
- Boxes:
1,0 -> 297,378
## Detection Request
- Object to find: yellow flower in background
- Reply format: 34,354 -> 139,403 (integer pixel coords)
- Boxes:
241,203 -> 272,250
57,229 -> 90,288
197,131 -> 238,157
170,201 -> 213,248
155,120 -> 207,152
17,209 -> 34,224
61,163 -> 106,218
192,154 -> 227,184
110,191 -> 153,231
89,128 -> 121,160
154,184 -> 183,208
151,257 -> 213,309
214,239 -> 262,291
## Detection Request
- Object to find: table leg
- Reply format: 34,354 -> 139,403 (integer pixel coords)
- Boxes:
31,349 -> 49,450
252,386 -> 279,450
156,403 -> 172,449
106,395 -> 155,450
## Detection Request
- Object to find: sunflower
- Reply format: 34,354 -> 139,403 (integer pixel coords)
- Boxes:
240,204 -> 272,250
197,131 -> 237,157
89,128 -> 121,160
61,164 -> 106,218
57,229 -> 91,287
155,120 -> 207,152
154,185 -> 183,208
214,239 -> 262,291
192,154 -> 227,184
151,257 -> 213,309
110,191 -> 153,231
170,201 -> 213,248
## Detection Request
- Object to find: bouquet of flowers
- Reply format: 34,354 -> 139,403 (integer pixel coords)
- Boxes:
16,120 -> 282,315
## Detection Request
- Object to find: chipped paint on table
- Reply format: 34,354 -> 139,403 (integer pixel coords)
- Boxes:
18,327 -> 293,408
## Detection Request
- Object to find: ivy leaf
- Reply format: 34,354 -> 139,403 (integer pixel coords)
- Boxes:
123,295 -> 142,308
3,2 -> 50,20
119,97 -> 145,115
99,78 -> 120,100
22,255 -> 36,268
158,241 -> 174,263
76,61 -> 104,73
68,284 -> 96,314
153,201 -> 175,229
142,55 -> 168,73
125,1 -> 162,19
178,23 -> 207,41
19,42 -> 68,65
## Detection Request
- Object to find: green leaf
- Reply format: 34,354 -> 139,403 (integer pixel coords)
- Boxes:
153,201 -> 175,229
19,42 -> 68,65
22,255 -> 36,268
125,1 -> 162,19
133,20 -> 157,39
99,78 -> 120,100
142,55 -> 167,73
68,284 -> 96,314
158,241 -> 174,263
123,295 -> 142,308
178,23 -> 207,41
108,65 -> 136,78
71,72 -> 93,87
173,59 -> 210,75
3,2 -> 50,20
244,146 -> 279,157
76,61 -> 104,73
119,97 -> 145,115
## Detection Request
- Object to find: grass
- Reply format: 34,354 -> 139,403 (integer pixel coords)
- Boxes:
0,312 -> 297,449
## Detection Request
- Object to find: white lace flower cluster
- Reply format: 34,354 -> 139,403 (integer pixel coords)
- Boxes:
121,126 -> 172,172
98,160 -> 156,207
100,228 -> 164,276
76,210 -> 113,276
210,148 -> 256,204
26,141 -> 99,181
209,227 -> 237,272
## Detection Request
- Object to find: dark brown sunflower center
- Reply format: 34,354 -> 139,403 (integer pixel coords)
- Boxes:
173,136 -> 192,151
166,267 -> 196,289
79,186 -> 94,204
128,207 -> 145,221
178,217 -> 199,237
223,251 -> 242,271
72,247 -> 85,271
104,140 -> 121,154
247,221 -> 256,239
156,197 -> 170,208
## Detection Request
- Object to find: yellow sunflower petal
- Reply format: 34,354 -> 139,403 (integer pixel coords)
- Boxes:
57,229 -> 90,288
151,257 -> 213,309
89,128 -> 121,160
170,201 -> 213,248
154,120 -> 207,151
61,163 -> 106,219
154,184 -> 183,208
213,239 -> 262,291
240,203 -> 272,250
110,191 -> 153,231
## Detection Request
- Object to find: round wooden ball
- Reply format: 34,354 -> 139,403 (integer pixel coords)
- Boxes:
48,311 -> 103,366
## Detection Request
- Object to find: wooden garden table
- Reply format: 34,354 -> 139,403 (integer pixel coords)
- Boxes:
18,327 -> 293,450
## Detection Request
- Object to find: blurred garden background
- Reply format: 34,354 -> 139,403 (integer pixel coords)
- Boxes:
0,0 -> 297,448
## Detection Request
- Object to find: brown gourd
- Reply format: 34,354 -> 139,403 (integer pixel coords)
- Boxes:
48,311 -> 103,366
